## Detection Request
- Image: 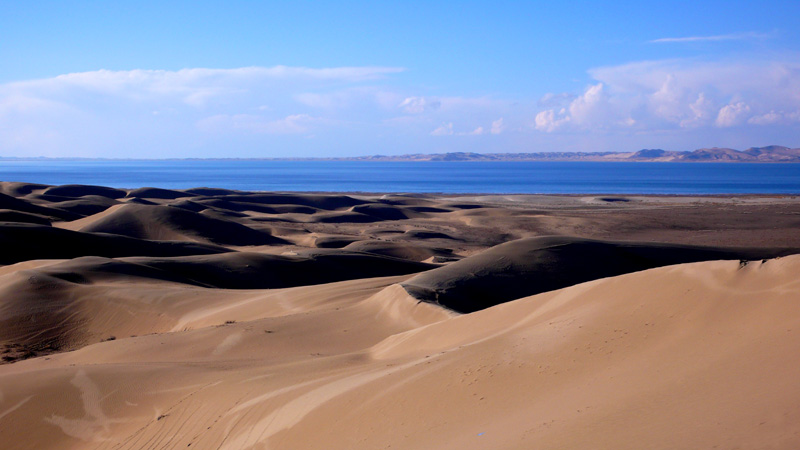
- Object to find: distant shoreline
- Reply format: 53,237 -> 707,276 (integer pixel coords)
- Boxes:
2,145 -> 800,163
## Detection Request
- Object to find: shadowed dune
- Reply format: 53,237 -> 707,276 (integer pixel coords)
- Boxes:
310,211 -> 382,223
0,223 -> 229,265
123,197 -> 158,205
168,198 -> 210,212
41,184 -> 128,199
350,203 -> 420,220
43,195 -> 119,216
195,198 -> 321,215
183,187 -> 242,196
314,235 -> 362,248
0,192 -> 81,221
117,250 -> 435,290
0,210 -> 52,225
405,205 -> 454,213
79,251 -> 431,288
401,236 -> 800,313
403,229 -> 461,240
343,239 -> 452,261
73,203 -> 288,246
219,193 -> 368,210
126,187 -> 192,200
0,250 -> 435,358
0,182 -> 50,197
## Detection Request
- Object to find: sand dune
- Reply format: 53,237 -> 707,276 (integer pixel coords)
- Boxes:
219,193 -> 368,210
0,181 -> 50,197
0,209 -> 53,225
1,184 -> 800,449
1,256 -> 798,449
72,203 -> 288,246
0,250 -> 434,358
0,192 -> 80,221
41,184 -> 128,199
0,222 -> 229,265
343,239 -> 455,262
313,234 -> 362,248
117,250 -> 434,289
195,198 -> 322,215
402,235 -> 799,312
126,187 -> 192,200
44,195 -> 120,216
349,203 -> 422,220
403,228 -> 462,240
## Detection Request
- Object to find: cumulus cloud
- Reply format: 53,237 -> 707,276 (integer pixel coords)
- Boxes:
469,126 -> 485,135
535,83 -> 613,132
715,102 -> 751,127
534,57 -> 800,134
490,118 -> 505,134
535,109 -> 570,132
680,93 -> 715,128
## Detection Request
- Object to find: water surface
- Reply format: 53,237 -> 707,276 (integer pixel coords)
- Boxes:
1,160 -> 799,194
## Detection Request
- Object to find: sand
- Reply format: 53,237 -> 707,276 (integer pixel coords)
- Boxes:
1,183 -> 799,449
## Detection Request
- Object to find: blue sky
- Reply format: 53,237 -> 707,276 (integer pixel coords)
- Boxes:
2,1 -> 799,157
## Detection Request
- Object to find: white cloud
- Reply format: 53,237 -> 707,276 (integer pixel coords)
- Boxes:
535,83 -> 610,132
538,92 -> 575,108
747,111 -> 782,125
1,66 -> 405,111
490,118 -> 505,134
534,57 -> 800,134
398,96 -> 441,114
197,113 -> 317,134
430,122 -> 454,136
746,110 -> 800,125
534,109 -> 570,132
680,93 -> 715,128
566,83 -> 607,125
715,102 -> 751,127
649,31 -> 773,44
0,65 -> 411,156
295,87 -> 403,111
2,59 -> 798,157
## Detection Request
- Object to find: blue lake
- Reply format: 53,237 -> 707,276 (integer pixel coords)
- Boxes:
1,160 -> 799,194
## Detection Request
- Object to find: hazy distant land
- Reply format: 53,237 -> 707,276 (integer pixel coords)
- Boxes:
3,145 -> 800,162
339,145 -> 800,162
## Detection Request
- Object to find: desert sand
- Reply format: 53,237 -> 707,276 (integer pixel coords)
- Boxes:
1,182 -> 800,449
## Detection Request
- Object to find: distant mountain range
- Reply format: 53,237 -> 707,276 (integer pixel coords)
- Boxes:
2,145 -> 800,162
339,145 -> 800,162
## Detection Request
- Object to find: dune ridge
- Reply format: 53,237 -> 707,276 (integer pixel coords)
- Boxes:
401,235 -> 798,312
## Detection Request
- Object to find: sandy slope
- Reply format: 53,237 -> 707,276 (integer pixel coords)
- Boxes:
0,257 -> 798,449
1,184 -> 800,449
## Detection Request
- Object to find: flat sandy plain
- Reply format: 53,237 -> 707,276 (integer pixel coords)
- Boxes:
1,181 -> 800,449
